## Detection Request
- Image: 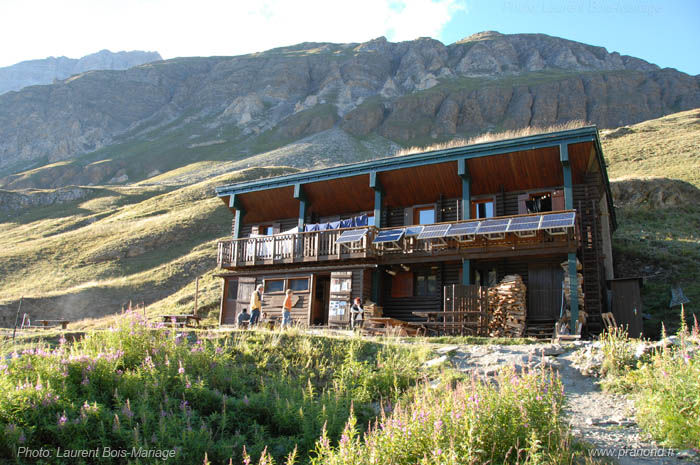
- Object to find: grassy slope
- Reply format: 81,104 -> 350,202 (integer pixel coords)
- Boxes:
601,108 -> 700,336
0,167 -> 297,327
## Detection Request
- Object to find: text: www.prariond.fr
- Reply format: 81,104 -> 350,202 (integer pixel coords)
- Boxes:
589,447 -> 678,458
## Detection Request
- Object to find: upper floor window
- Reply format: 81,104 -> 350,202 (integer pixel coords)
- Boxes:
471,198 -> 494,219
414,207 -> 435,225
526,193 -> 552,213
259,225 -> 275,235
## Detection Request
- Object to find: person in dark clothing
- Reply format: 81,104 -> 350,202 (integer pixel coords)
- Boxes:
350,297 -> 364,329
237,308 -> 250,328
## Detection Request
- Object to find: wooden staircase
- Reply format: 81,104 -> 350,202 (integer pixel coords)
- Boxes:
578,193 -> 605,336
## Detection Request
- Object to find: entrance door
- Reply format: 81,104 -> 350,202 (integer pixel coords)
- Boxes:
528,264 -> 564,319
329,272 -> 352,326
311,275 -> 330,326
220,279 -> 239,325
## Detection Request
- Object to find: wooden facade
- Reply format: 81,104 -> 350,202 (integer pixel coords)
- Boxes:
214,127 -> 616,335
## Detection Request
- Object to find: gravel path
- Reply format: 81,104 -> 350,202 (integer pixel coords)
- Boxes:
444,343 -> 695,465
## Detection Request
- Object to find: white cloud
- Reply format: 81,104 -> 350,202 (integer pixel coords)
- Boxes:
0,0 -> 465,66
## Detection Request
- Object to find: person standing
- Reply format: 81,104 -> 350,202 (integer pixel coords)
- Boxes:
282,289 -> 293,328
350,297 -> 364,329
250,284 -> 263,325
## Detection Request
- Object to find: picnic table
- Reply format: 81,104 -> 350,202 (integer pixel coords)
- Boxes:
162,314 -> 201,328
363,317 -> 424,337
35,320 -> 70,329
411,311 -> 486,336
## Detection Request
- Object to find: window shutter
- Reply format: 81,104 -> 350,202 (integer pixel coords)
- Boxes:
517,194 -> 529,214
552,190 -> 565,211
391,272 -> 413,298
403,207 -> 413,226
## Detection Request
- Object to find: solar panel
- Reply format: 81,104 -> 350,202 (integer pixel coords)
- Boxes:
476,218 -> 510,235
404,226 -> 424,237
417,224 -> 451,240
540,212 -> 575,228
373,229 -> 405,244
446,221 -> 480,237
335,228 -> 369,244
507,215 -> 542,232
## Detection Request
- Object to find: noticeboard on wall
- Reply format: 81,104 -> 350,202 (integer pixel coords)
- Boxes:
329,272 -> 352,322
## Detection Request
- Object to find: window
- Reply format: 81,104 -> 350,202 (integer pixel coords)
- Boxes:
263,279 -> 285,293
259,225 -> 275,235
471,199 -> 494,219
288,278 -> 309,292
415,271 -> 438,296
526,193 -> 552,213
414,206 -> 435,225
368,215 -> 375,226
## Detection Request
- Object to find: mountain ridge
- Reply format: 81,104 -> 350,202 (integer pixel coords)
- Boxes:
1,32 -> 699,190
0,49 -> 162,95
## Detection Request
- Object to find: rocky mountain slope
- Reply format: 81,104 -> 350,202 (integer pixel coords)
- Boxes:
0,49 -> 162,95
1,31 -> 699,189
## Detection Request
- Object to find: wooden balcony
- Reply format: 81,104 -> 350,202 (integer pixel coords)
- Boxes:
217,211 -> 579,269
217,228 -> 378,268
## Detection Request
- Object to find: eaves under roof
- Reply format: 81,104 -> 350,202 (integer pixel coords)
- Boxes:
216,126 -> 616,229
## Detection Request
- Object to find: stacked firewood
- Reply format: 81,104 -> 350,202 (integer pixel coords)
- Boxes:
560,260 -> 585,310
488,274 -> 527,337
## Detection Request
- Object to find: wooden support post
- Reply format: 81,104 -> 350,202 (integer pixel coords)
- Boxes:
12,297 -> 23,341
193,276 -> 200,317
560,143 -> 573,210
458,159 -> 471,220
372,269 -> 380,303
293,183 -> 307,232
369,171 -> 384,228
568,252 -> 579,332
229,194 -> 246,239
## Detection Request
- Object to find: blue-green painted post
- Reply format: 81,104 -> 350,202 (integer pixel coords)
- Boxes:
462,258 -> 471,285
560,143 -> 573,210
567,252 -> 580,333
369,171 -> 383,228
228,195 -> 245,239
560,143 -> 579,330
293,184 -> 307,231
458,158 -> 471,220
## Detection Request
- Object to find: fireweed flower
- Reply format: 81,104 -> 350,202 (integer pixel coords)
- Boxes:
58,412 -> 68,427
178,361 -> 185,375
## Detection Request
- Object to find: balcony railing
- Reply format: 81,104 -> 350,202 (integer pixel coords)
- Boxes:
217,210 -> 578,269
218,228 -> 377,268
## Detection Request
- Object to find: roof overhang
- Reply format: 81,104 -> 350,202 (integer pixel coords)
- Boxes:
216,126 -> 616,229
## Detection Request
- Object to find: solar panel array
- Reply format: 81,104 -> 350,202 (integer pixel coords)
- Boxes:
373,229 -> 405,244
335,212 -> 575,247
335,228 -> 368,244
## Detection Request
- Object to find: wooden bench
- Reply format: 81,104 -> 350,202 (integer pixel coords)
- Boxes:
162,315 -> 201,328
35,320 -> 70,329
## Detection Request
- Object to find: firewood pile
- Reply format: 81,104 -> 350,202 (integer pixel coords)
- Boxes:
560,260 -> 585,310
488,274 -> 527,337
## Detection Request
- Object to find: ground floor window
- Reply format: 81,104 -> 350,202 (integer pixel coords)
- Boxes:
414,271 -> 438,296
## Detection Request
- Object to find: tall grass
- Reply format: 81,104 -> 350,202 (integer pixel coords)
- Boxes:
0,311 -> 430,464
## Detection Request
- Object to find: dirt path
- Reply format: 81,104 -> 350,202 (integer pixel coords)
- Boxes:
446,343 -> 691,465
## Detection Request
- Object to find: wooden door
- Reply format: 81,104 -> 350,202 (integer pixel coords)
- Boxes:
527,264 -> 563,320
220,279 -> 239,325
237,277 -> 257,318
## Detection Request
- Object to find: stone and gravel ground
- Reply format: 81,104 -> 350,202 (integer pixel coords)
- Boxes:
436,343 -> 697,465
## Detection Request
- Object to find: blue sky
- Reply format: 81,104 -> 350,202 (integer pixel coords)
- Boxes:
440,0 -> 700,75
1,0 -> 698,75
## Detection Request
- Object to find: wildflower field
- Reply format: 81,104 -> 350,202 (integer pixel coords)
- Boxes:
1,313 -> 574,464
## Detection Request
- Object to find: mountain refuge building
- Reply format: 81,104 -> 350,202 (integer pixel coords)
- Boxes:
214,127 -> 618,337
